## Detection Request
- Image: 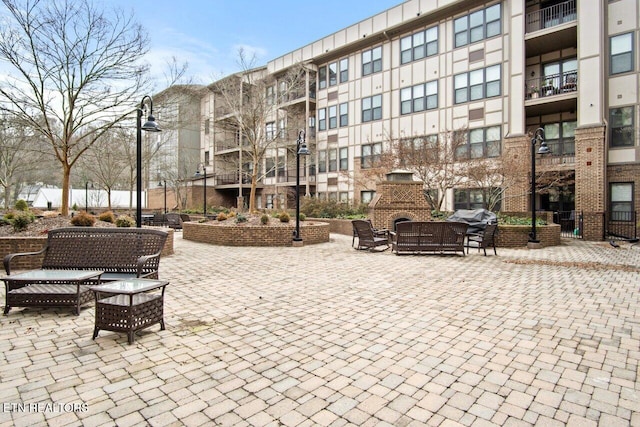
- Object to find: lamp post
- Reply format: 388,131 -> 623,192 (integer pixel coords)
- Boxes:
195,163 -> 207,217
85,181 -> 93,211
159,180 -> 167,214
529,127 -> 550,245
294,129 -> 311,243
136,96 -> 161,227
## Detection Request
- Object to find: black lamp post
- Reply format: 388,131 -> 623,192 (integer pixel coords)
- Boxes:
529,127 -> 550,244
85,181 -> 93,211
195,163 -> 207,216
136,95 -> 161,227
159,180 -> 167,214
294,129 -> 311,242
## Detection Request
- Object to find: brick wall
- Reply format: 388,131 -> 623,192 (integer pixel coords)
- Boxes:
183,221 -> 330,246
575,125 -> 606,240
495,224 -> 561,248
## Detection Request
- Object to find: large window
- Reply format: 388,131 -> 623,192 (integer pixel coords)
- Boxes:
328,62 -> 338,86
610,33 -> 634,75
339,102 -> 348,127
454,3 -> 501,48
400,26 -> 438,64
610,183 -> 634,221
265,158 -> 276,178
265,122 -> 276,141
362,95 -> 382,122
361,190 -> 376,204
339,147 -> 348,170
318,108 -> 326,131
610,106 -> 635,147
454,65 -> 501,103
456,126 -> 501,159
328,105 -> 338,129
362,46 -> 382,76
328,148 -> 337,172
543,121 -> 577,155
339,58 -> 349,83
318,66 -> 327,89
400,81 -> 438,114
318,150 -> 327,173
454,188 -> 500,210
361,142 -> 381,169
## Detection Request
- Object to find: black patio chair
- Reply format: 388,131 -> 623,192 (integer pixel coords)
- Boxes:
466,223 -> 498,256
352,220 -> 390,251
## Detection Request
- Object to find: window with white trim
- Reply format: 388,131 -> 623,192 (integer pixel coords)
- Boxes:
610,33 -> 634,75
361,142 -> 382,169
328,105 -> 338,129
329,62 -> 338,86
318,108 -> 326,131
609,106 -> 635,147
455,126 -> 501,159
400,26 -> 438,64
362,95 -> 382,122
339,58 -> 349,83
362,46 -> 382,76
400,81 -> 438,114
454,3 -> 501,48
339,102 -> 348,127
610,183 -> 634,221
339,147 -> 348,171
454,65 -> 501,103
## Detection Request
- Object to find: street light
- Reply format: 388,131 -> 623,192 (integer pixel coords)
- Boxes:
158,180 -> 167,214
85,181 -> 93,211
195,163 -> 207,217
294,129 -> 311,242
136,95 -> 161,228
529,127 -> 550,244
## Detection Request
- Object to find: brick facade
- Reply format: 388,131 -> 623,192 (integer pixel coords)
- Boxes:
369,181 -> 431,231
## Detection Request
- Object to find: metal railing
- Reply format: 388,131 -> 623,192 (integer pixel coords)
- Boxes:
606,211 -> 638,241
526,0 -> 576,33
526,70 -> 577,100
554,210 -> 582,239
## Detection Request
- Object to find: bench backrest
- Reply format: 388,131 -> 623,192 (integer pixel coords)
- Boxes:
395,221 -> 467,246
42,227 -> 168,275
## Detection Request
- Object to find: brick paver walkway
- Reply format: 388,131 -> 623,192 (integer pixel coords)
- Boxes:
1,234 -> 638,426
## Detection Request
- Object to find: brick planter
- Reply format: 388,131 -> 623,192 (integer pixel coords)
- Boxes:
183,221 -> 330,246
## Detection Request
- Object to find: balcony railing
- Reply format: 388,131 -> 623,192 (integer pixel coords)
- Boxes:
526,0 -> 576,33
526,70 -> 577,100
214,173 -> 251,186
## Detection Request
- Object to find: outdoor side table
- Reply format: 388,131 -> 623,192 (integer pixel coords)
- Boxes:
90,278 -> 169,344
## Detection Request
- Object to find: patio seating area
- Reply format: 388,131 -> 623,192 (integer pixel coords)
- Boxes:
1,232 -> 638,426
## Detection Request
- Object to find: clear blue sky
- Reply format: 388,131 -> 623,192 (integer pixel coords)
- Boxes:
109,0 -> 404,87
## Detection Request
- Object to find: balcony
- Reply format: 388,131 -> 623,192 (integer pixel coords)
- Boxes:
525,0 -> 576,56
526,0 -> 576,34
214,172 -> 253,187
526,70 -> 577,100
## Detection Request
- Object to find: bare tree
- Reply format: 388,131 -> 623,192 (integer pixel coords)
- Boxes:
0,0 -> 151,215
210,49 -> 307,212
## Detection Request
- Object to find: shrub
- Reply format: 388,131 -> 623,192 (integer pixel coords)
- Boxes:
12,212 -> 35,231
115,215 -> 135,227
99,211 -> 116,223
42,211 -> 60,219
70,211 -> 96,226
4,212 -> 15,220
0,217 -> 11,226
217,212 -> 228,221
298,213 -> 306,221
14,199 -> 29,211
279,212 -> 290,223
235,213 -> 247,223
260,214 -> 269,225
72,203 -> 78,211
227,211 -> 236,218
300,197 -> 367,219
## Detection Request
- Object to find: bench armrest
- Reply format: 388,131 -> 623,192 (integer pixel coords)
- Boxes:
136,252 -> 162,277
4,247 -> 47,275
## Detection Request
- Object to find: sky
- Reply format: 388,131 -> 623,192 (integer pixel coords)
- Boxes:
108,0 -> 405,88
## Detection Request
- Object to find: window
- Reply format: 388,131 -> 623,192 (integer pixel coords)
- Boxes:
400,26 -> 438,64
400,81 -> 438,114
362,46 -> 382,76
339,102 -> 348,127
328,148 -> 337,172
278,119 -> 286,140
610,33 -> 634,75
339,58 -> 349,83
318,150 -> 327,173
610,106 -> 635,147
339,192 -> 349,203
456,126 -> 501,159
318,108 -> 326,131
329,62 -> 338,86
361,142 -> 382,169
266,158 -> 275,178
328,105 -> 338,129
362,95 -> 382,122
266,194 -> 274,209
454,3 -> 501,48
318,66 -> 327,89
610,183 -> 634,221
361,190 -> 376,204
454,65 -> 501,103
543,121 -> 576,155
265,122 -> 275,141
454,188 -> 499,210
204,119 -> 210,135
543,58 -> 577,91
339,147 -> 348,170
266,86 -> 275,105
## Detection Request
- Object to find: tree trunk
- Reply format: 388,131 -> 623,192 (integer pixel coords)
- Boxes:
249,170 -> 258,213
61,164 -> 72,216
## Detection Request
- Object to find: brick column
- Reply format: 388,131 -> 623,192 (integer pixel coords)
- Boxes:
574,125 -> 606,240
502,134 -> 530,212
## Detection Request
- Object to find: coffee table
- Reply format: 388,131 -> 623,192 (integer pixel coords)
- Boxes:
3,269 -> 103,315
90,278 -> 169,344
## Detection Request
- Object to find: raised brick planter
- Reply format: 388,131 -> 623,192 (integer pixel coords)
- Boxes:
183,221 -> 330,246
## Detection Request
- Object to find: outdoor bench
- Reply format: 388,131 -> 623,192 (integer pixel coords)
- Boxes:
391,221 -> 468,256
3,227 -> 168,314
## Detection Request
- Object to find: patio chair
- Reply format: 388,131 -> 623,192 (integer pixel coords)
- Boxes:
352,219 -> 389,247
466,223 -> 498,256
352,220 -> 390,251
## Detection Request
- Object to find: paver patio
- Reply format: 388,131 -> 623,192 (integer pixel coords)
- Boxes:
0,233 -> 638,426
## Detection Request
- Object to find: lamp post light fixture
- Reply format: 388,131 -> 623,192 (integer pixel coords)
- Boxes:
195,163 -> 207,217
529,127 -> 550,245
136,95 -> 161,227
294,129 -> 311,243
158,180 -> 167,214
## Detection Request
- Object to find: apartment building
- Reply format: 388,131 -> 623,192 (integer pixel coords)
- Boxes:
194,0 -> 639,240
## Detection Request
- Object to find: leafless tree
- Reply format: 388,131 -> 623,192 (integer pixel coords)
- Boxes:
0,0 -> 151,215
210,49 -> 308,212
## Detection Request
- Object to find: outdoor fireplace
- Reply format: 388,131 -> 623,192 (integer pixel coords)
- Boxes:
369,170 -> 431,230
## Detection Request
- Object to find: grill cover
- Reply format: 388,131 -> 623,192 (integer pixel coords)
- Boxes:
446,209 -> 497,234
